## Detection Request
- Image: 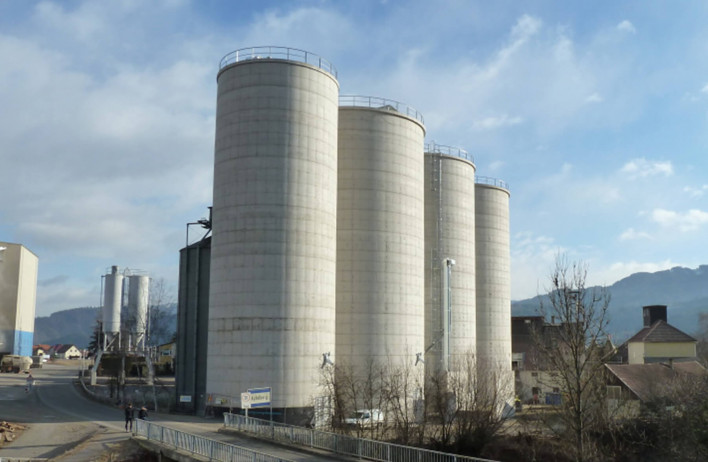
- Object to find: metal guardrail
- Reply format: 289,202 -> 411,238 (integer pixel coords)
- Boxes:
224,413 -> 496,462
425,143 -> 475,164
135,419 -> 295,462
475,176 -> 510,191
340,95 -> 425,125
219,46 -> 338,78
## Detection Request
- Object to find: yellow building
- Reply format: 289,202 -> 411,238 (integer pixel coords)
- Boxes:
626,305 -> 697,364
156,341 -> 176,372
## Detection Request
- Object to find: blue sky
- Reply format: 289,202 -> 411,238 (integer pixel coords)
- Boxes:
1,0 -> 707,317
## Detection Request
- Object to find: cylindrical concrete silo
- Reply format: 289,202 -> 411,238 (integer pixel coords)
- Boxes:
337,96 -> 426,373
475,177 -> 513,406
208,47 -> 339,417
102,265 -> 123,350
127,275 -> 149,349
424,144 -> 476,376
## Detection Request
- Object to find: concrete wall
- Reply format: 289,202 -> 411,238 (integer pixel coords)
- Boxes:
208,55 -> 339,409
336,105 -> 425,372
0,242 -> 38,356
423,150 -> 476,375
475,182 -> 513,404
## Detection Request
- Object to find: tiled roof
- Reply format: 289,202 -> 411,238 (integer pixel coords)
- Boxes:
606,361 -> 707,402
627,320 -> 696,344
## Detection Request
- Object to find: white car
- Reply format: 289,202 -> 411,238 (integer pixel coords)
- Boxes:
344,409 -> 384,427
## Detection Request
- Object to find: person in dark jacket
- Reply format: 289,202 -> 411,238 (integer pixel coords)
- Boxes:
138,406 -> 148,420
124,403 -> 135,431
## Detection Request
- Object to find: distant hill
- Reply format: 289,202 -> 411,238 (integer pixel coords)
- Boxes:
34,305 -> 177,348
512,265 -> 708,342
34,307 -> 100,348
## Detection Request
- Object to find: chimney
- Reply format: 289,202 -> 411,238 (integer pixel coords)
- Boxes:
643,305 -> 667,327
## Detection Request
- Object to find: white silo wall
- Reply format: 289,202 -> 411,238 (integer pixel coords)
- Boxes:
103,268 -> 123,334
337,99 -> 426,373
424,146 -> 476,376
208,48 -> 339,409
475,179 -> 513,403
127,275 -> 149,336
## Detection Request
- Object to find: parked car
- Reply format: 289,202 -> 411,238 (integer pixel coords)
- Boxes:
344,409 -> 384,427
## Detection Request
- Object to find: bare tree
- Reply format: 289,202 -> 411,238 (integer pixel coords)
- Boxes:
147,278 -> 176,347
696,312 -> 708,367
532,255 -> 611,462
425,352 -> 508,456
381,358 -> 425,445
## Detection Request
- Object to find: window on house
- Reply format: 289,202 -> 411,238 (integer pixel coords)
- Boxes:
607,385 -> 623,400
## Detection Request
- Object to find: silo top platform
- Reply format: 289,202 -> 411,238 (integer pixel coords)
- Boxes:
219,46 -> 337,78
475,175 -> 510,192
340,95 -> 425,126
425,142 -> 475,164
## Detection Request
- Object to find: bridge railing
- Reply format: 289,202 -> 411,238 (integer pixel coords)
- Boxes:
134,419 -> 295,462
224,413 -> 497,462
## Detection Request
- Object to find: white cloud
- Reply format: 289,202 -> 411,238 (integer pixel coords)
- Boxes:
617,20 -> 636,34
651,208 -> 708,232
701,83 -> 708,94
511,231 -> 564,299
620,158 -> 674,179
684,184 -> 708,198
619,228 -> 652,241
585,93 -> 603,103
471,114 -> 523,130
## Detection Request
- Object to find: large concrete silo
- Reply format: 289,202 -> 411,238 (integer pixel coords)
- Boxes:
475,177 -> 513,404
424,144 -> 476,375
208,47 -> 339,417
336,96 -> 426,373
102,266 -> 123,351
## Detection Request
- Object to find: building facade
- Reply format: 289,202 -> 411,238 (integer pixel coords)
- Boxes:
0,242 -> 38,357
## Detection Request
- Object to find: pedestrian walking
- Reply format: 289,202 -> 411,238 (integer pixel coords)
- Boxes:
138,406 -> 148,420
124,403 -> 135,432
25,373 -> 34,392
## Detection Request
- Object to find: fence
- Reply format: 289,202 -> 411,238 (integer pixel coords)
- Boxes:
224,413 -> 497,462
134,419 -> 295,462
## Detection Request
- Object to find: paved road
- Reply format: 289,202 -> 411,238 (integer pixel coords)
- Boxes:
0,364 -> 349,461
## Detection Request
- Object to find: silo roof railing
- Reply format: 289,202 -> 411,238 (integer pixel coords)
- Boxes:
219,46 -> 337,78
425,142 -> 475,164
475,175 -> 510,190
340,95 -> 424,125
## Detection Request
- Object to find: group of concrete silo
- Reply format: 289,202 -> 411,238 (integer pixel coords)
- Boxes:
101,265 -> 150,352
207,47 -> 512,418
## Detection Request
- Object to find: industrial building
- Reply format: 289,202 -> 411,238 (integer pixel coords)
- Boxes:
0,242 -> 38,357
177,46 -> 511,420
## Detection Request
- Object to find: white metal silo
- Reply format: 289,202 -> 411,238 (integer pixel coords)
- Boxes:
336,96 -> 426,374
127,275 -> 149,350
208,47 -> 339,415
423,144 -> 476,376
475,177 -> 513,406
102,265 -> 123,350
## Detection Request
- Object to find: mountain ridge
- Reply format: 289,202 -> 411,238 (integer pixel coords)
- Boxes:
512,265 -> 708,341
